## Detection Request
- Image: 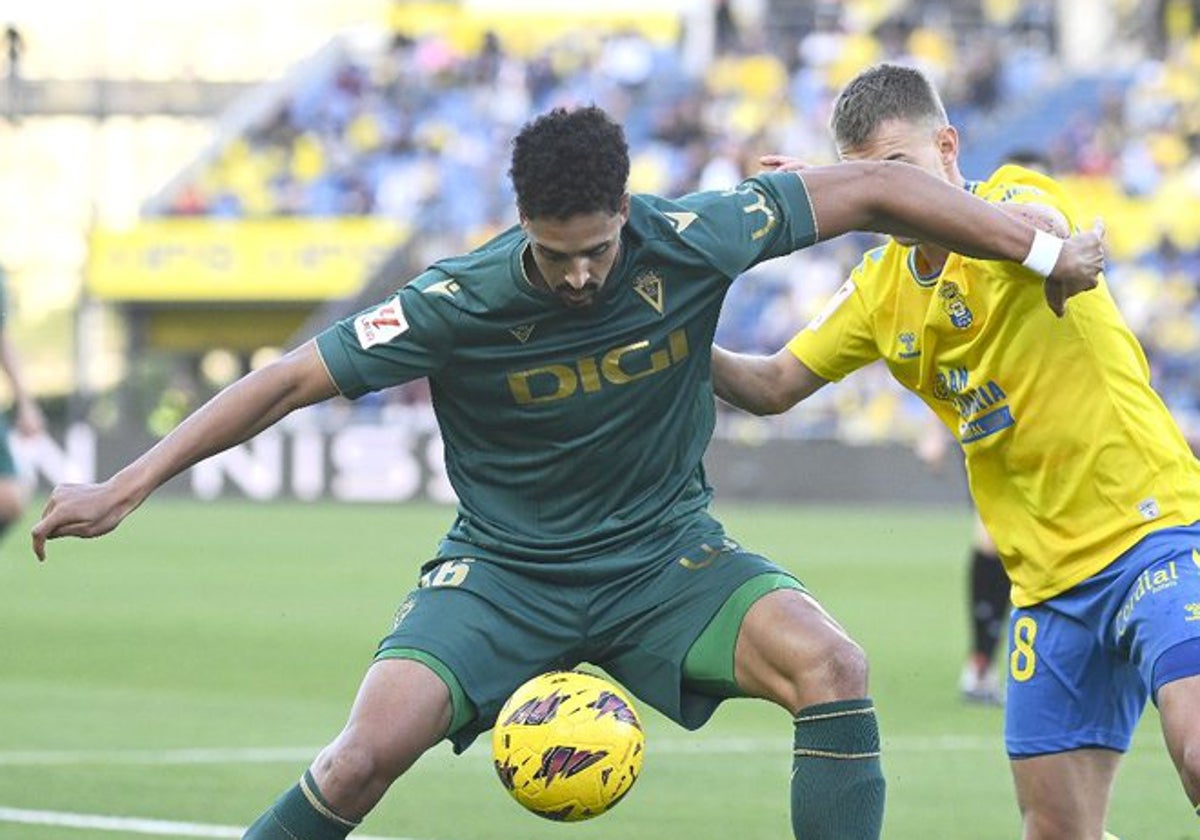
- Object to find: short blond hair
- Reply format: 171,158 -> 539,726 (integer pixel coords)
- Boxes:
830,63 -> 949,151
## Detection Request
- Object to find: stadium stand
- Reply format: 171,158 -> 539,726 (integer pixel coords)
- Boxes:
89,0 -> 1200,444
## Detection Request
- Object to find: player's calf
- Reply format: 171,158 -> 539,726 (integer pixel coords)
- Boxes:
242,770 -> 360,840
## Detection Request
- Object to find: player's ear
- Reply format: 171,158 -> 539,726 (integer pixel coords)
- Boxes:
618,193 -> 631,222
935,124 -> 959,166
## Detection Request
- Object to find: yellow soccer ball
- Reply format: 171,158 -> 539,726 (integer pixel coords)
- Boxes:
491,670 -> 645,821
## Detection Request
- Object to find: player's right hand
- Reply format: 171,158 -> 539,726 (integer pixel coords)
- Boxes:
1044,219 -> 1106,317
31,481 -> 133,562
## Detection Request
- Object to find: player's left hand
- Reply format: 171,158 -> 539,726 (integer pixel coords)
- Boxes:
1044,219 -> 1106,318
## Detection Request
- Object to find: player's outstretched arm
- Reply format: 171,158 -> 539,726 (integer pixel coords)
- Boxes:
711,345 -> 828,415
31,340 -> 339,561
794,162 -> 1105,305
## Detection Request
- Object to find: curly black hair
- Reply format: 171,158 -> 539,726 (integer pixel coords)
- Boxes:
509,105 -> 630,221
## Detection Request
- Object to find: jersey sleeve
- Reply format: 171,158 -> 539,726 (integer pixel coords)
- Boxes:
671,171 -> 818,277
314,276 -> 455,399
785,265 -> 880,382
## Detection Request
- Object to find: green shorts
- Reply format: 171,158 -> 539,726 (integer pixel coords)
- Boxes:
375,528 -> 805,752
0,416 -> 15,477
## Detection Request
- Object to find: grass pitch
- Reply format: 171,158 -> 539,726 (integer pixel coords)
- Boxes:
0,499 -> 1190,839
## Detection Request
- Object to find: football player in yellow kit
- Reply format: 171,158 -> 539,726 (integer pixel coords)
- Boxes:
713,64 -> 1200,839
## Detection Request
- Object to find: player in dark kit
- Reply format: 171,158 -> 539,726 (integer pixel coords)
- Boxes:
0,262 -> 44,540
31,106 -> 1104,839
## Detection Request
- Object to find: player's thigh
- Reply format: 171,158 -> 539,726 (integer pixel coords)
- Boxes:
732,585 -> 866,711
322,657 -> 454,775
1004,602 -> 1144,758
308,657 -> 456,818
1011,748 -> 1121,840
377,558 -> 586,752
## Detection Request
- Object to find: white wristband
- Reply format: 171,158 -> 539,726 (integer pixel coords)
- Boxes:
1021,228 -> 1064,277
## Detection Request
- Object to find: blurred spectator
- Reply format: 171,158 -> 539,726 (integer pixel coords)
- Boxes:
714,0 -> 741,54
4,23 -> 23,122
1154,0 -> 1200,54
154,8 -> 1200,444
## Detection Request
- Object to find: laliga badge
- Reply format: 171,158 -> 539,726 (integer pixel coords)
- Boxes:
355,295 -> 408,348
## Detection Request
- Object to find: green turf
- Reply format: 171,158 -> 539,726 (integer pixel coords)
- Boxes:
0,499 -> 1191,839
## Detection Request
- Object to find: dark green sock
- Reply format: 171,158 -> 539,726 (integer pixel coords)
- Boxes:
791,698 -> 885,839
243,770 -> 359,840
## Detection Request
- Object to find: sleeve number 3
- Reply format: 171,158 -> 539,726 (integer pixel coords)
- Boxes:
1009,616 -> 1038,682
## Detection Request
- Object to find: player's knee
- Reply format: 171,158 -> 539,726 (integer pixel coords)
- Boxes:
316,739 -> 381,790
314,728 -> 412,803
1020,794 -> 1100,840
811,633 -> 869,697
1022,809 -> 1081,840
780,630 -> 869,709
1176,733 -> 1200,793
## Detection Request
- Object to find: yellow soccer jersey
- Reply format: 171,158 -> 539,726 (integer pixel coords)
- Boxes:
788,164 -> 1200,606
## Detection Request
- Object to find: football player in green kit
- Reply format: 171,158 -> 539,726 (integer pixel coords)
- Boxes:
31,105 -> 1104,839
0,262 -> 43,541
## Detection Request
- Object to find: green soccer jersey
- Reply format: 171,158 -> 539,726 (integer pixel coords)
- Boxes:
316,172 -> 816,562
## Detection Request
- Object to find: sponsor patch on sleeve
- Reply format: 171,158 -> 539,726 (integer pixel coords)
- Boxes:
806,279 -> 856,332
354,295 -> 409,348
